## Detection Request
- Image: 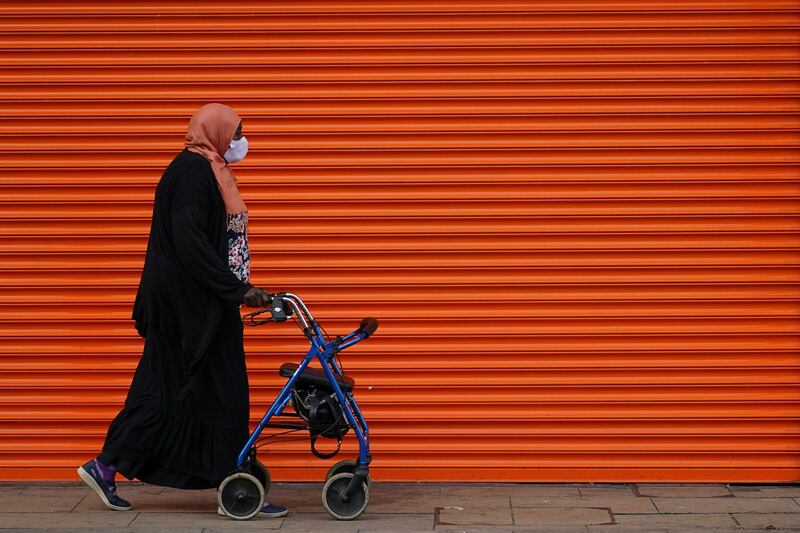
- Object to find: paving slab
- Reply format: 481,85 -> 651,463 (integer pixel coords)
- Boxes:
75,488 -> 218,513
511,496 -> 658,514
128,511 -> 283,530
513,506 -> 613,526
0,492 -> 86,513
47,527 -> 203,533
365,493 -> 510,514
578,485 -> 635,497
733,512 -> 800,529
442,483 -> 579,498
377,483 -> 442,498
437,505 -> 514,526
0,511 -> 135,528
513,528 -> 591,533
729,484 -> 800,498
2,482 -> 799,531
636,484 -> 732,498
673,530 -> 800,533
280,512 -> 431,531
653,496 -> 800,514
605,512 -> 738,529
588,527 -> 669,533
435,528 -> 519,533
360,530 -> 438,533
362,492 -> 444,514
438,528 -> 590,533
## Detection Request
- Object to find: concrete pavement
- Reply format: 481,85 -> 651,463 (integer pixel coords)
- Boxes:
0,481 -> 799,532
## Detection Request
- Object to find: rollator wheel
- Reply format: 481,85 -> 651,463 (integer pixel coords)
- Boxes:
217,472 -> 264,520
321,472 -> 369,520
247,459 -> 271,494
325,460 -> 371,489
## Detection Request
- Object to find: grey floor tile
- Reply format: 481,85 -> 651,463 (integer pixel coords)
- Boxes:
437,505 -> 514,526
611,512 -> 738,529
75,488 -> 217,513
586,524 -> 668,533
513,506 -> 613,526
733,512 -> 800,529
434,526 -> 515,533
47,527 -> 203,533
511,496 -> 658,514
729,484 -> 800,498
578,486 -> 635,497
281,512 -> 431,531
0,493 -> 86,513
0,511 -> 135,528
636,484 -> 732,498
514,528 -> 589,533
359,530 -> 435,533
653,497 -> 800,514
442,483 -> 579,498
128,512 -> 283,530
438,528 -> 587,533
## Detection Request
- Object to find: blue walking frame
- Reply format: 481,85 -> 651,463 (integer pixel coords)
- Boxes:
236,293 -> 374,470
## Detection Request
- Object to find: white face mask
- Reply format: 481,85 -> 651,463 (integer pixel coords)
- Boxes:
224,136 -> 248,164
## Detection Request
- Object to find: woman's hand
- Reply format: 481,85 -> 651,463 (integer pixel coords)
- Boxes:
242,286 -> 272,307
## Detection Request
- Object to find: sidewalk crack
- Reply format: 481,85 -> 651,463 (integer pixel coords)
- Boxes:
70,494 -> 87,513
126,512 -> 140,527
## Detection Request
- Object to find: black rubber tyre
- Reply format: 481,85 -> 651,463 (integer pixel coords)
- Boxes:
321,472 -> 369,520
325,460 -> 371,489
217,472 -> 264,520
248,459 -> 271,494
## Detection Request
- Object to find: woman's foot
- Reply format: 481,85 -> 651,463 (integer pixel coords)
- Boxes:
217,501 -> 288,518
259,502 -> 288,518
77,459 -> 132,511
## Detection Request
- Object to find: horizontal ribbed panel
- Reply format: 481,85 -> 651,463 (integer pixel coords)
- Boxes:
0,0 -> 798,483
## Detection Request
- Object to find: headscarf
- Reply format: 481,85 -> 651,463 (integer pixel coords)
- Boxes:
184,103 -> 247,214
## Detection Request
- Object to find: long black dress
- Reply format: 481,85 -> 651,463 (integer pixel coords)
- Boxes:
98,148 -> 254,489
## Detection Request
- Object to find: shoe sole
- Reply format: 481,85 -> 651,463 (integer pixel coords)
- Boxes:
217,506 -> 287,518
77,466 -> 131,511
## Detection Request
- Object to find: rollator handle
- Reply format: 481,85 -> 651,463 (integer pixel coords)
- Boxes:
241,295 -> 294,326
356,317 -> 379,338
267,294 -> 296,322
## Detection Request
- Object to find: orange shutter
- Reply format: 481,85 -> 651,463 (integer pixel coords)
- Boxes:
0,1 -> 798,483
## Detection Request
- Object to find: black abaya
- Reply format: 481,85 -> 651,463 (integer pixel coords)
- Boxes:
98,149 -> 254,489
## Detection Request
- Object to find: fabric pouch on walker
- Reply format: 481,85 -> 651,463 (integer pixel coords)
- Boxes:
291,382 -> 350,458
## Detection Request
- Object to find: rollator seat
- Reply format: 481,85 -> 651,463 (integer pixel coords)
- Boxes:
279,362 -> 355,392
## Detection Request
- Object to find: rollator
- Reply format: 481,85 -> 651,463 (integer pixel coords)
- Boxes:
216,293 -> 377,521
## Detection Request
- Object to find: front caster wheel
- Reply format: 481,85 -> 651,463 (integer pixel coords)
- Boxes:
321,472 -> 369,520
325,460 -> 371,489
217,472 -> 264,520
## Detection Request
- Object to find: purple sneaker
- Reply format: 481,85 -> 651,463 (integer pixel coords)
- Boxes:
259,502 -> 288,518
77,459 -> 132,511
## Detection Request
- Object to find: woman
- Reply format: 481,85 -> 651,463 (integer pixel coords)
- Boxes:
77,103 -> 287,518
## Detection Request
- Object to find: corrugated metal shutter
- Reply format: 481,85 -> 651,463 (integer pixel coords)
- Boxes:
0,1 -> 798,483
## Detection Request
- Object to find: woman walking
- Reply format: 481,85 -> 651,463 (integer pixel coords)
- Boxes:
77,103 -> 287,518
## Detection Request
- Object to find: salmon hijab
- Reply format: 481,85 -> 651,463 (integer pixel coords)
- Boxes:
184,103 -> 247,214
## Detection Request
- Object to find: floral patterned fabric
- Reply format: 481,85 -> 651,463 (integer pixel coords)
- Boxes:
226,211 -> 250,283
